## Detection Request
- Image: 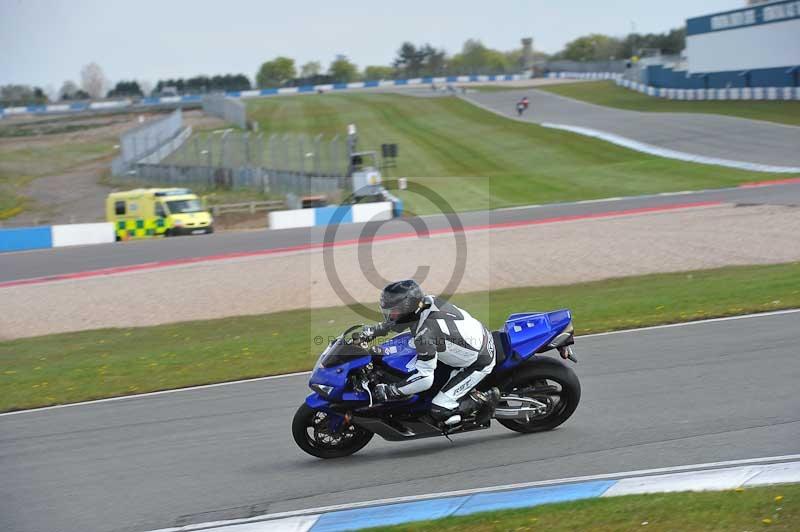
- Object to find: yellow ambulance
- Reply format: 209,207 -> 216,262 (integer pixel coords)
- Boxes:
106,188 -> 214,240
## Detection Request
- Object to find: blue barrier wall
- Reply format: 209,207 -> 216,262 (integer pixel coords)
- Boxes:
0,226 -> 52,253
314,205 -> 353,226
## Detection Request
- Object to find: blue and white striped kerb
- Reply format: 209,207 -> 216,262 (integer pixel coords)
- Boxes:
145,457 -> 800,532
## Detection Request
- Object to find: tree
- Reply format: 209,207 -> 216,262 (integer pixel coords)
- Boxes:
393,42 -> 426,77
449,39 -> 510,75
80,62 -> 106,99
139,80 -> 153,97
0,84 -> 48,106
256,57 -> 296,88
107,80 -> 143,98
59,80 -> 79,100
557,34 -> 621,61
619,27 -> 685,57
300,61 -> 322,78
393,42 -> 449,77
364,65 -> 395,80
328,56 -> 358,83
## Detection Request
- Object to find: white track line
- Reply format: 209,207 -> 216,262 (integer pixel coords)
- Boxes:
144,454 -> 800,532
541,122 -> 800,174
460,94 -> 800,173
2,308 -> 798,418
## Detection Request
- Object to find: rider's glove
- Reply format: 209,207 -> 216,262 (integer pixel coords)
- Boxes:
362,322 -> 391,341
361,325 -> 377,342
373,383 -> 404,403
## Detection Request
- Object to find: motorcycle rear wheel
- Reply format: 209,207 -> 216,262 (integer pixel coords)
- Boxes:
497,361 -> 581,433
292,404 -> 374,459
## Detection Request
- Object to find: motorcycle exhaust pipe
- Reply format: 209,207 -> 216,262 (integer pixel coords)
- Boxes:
494,396 -> 549,419
494,406 -> 546,419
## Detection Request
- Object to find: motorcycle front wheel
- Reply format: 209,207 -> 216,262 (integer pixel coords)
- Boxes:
292,404 -> 374,459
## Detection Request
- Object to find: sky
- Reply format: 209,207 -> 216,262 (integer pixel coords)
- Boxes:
0,0 -> 743,90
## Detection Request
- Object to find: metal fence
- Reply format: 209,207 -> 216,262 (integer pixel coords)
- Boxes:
115,131 -> 350,196
202,95 -> 247,129
127,164 -> 347,196
167,131 -> 349,175
111,109 -> 186,175
545,60 -> 628,73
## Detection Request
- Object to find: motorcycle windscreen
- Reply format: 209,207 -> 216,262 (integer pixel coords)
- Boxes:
319,340 -> 370,368
504,309 -> 572,358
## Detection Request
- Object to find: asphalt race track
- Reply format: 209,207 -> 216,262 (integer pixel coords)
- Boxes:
2,182 -> 800,284
464,89 -> 800,168
2,311 -> 798,532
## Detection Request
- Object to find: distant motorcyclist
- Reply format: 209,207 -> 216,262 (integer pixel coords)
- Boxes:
362,280 -> 500,426
516,96 -> 529,116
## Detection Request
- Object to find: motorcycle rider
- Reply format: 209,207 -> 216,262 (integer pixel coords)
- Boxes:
362,280 -> 501,426
516,96 -> 529,116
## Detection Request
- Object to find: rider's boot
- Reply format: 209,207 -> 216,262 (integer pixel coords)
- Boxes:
459,387 -> 501,424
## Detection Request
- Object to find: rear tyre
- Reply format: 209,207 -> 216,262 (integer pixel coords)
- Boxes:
292,403 -> 373,459
497,359 -> 581,433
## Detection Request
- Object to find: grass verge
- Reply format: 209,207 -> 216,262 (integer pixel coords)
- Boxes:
538,81 -> 800,127
0,140 -> 115,220
368,484 -> 799,531
1,262 -> 799,412
243,93 -> 795,214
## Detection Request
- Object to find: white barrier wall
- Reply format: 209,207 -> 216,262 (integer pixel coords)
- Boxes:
352,202 -> 393,223
268,209 -> 316,230
51,223 -> 115,248
268,202 -> 397,230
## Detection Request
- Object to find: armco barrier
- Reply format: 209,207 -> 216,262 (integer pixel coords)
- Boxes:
268,201 -> 395,230
0,222 -> 114,253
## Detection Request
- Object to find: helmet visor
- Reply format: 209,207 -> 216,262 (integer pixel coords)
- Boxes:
381,305 -> 403,322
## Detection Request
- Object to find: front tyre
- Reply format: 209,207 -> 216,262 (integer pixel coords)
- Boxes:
292,403 -> 373,459
497,359 -> 581,433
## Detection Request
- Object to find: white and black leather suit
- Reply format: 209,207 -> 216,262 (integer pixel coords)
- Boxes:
372,295 -> 496,419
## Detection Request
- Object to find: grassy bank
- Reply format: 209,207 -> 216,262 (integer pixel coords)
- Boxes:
370,484 -> 799,531
538,80 -> 800,127
0,140 -> 115,219
243,93 -> 792,214
1,262 -> 799,412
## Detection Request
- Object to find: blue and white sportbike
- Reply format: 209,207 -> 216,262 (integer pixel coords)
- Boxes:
293,310 -> 580,458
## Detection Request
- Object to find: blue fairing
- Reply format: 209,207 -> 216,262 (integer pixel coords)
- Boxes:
499,310 -> 572,369
378,332 -> 417,375
309,355 -> 370,401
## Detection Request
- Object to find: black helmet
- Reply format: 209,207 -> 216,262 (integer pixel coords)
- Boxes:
380,280 -> 424,323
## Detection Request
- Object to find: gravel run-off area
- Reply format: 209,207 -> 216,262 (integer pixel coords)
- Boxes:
2,203 -> 799,340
